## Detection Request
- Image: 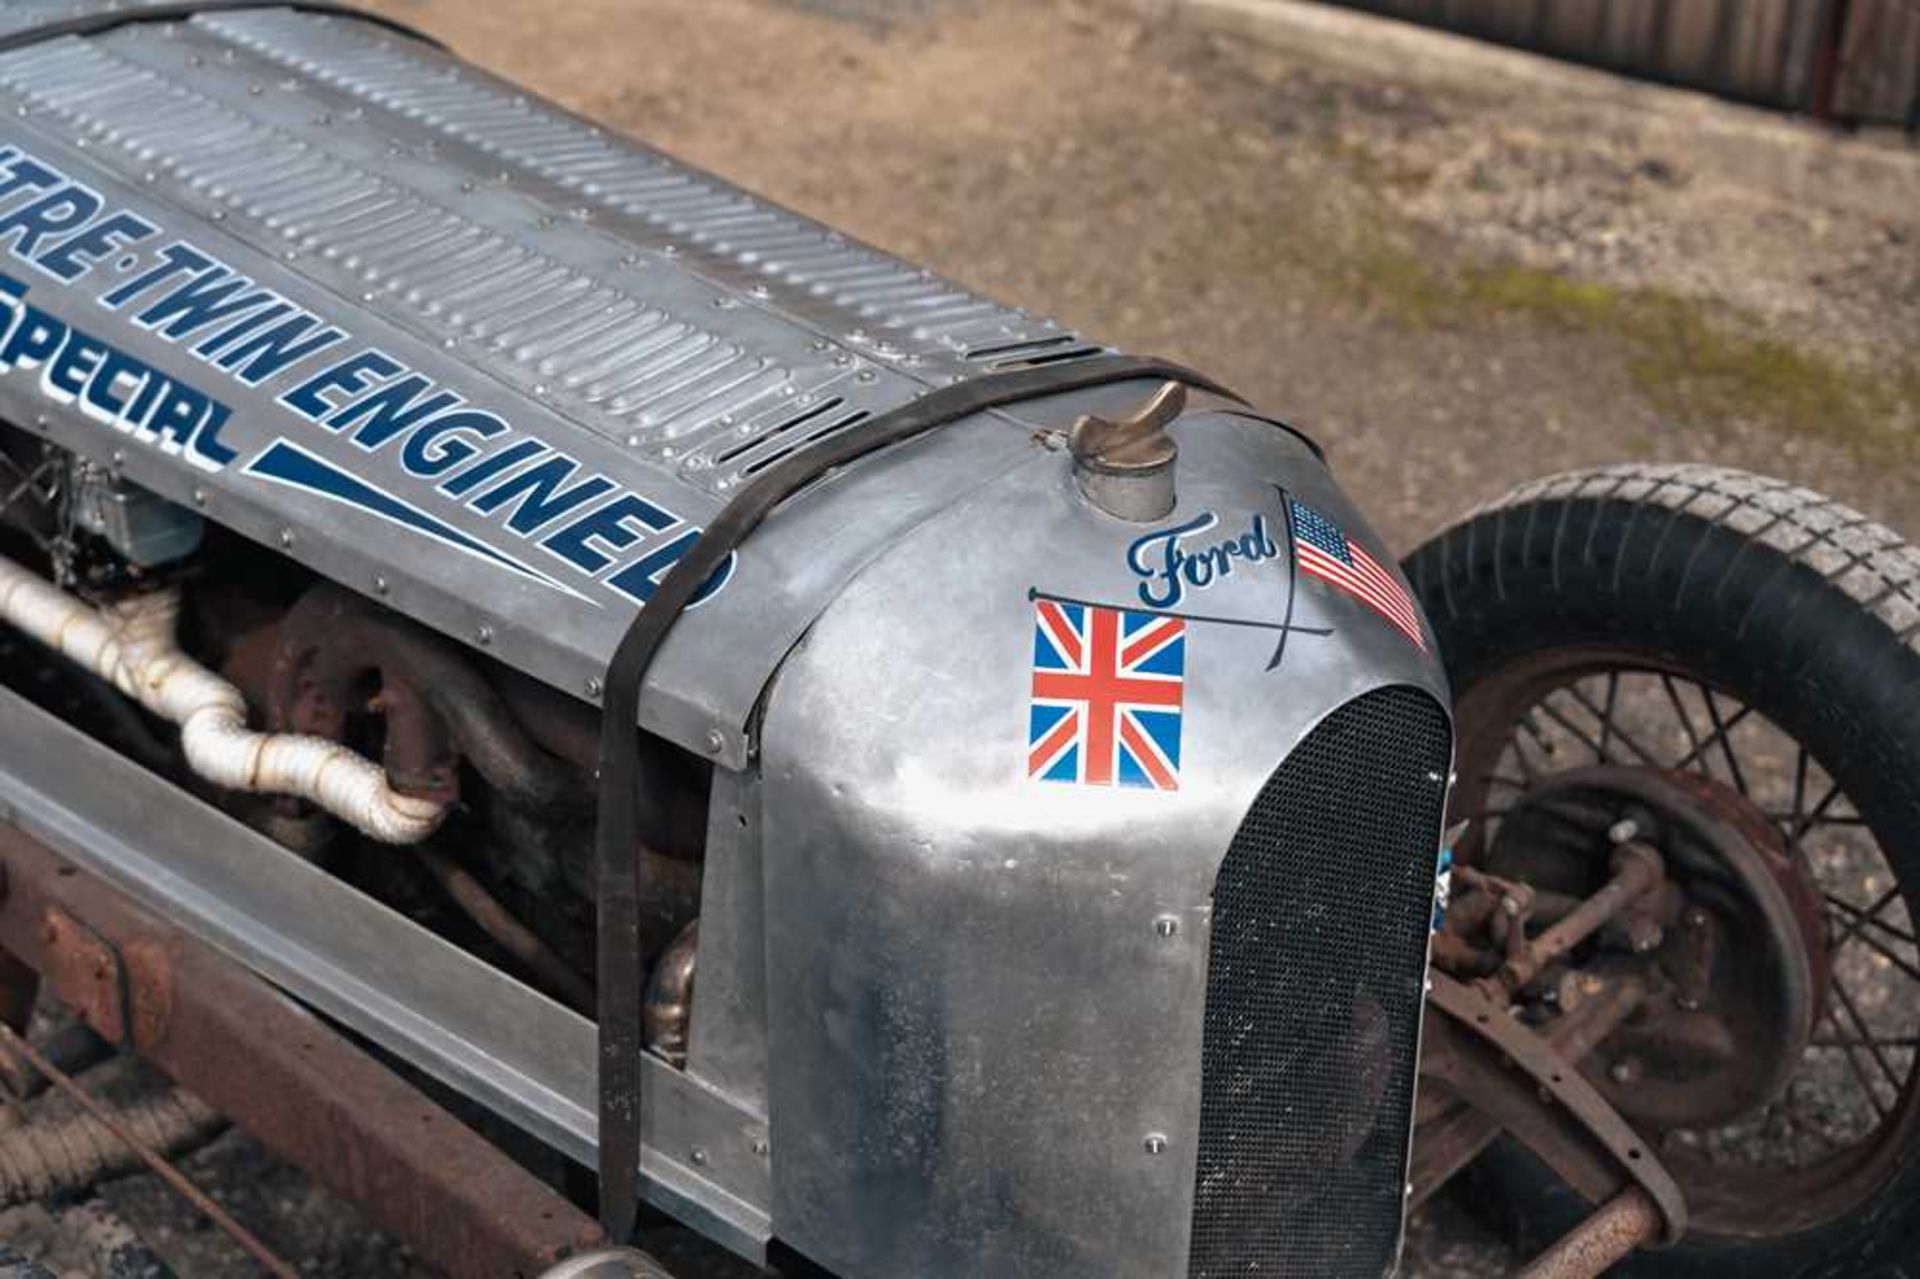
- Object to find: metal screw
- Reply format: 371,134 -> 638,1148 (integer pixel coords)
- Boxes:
373,575 -> 389,596
1153,915 -> 1179,938
585,677 -> 603,699
1608,819 -> 1640,845
278,527 -> 295,548
1143,1134 -> 1168,1156
689,1147 -> 708,1167
190,488 -> 207,506
475,625 -> 493,647
703,730 -> 725,756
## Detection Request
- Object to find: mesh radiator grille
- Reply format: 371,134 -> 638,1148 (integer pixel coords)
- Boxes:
1189,686 -> 1451,1278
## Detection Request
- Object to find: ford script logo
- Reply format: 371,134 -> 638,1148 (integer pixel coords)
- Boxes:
1126,511 -> 1279,610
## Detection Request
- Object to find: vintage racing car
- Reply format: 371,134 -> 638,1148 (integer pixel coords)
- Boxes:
0,4 -> 1909,1278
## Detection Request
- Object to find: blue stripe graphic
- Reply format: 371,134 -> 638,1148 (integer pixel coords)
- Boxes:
245,439 -> 590,601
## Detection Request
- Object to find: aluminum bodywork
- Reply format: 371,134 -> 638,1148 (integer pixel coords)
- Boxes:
0,6 -> 1456,1275
0,3 -> 1099,764
757,411 -> 1449,1276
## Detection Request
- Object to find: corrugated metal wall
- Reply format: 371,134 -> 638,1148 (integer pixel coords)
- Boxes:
1315,0 -> 1919,128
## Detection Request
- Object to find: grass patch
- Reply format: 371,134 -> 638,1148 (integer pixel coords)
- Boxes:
1329,242 -> 1918,456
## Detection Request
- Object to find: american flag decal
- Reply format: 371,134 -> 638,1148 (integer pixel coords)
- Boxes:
1287,498 -> 1427,651
1028,600 -> 1185,790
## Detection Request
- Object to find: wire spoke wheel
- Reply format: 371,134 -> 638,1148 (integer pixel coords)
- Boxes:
1406,464 -> 1920,1275
1452,654 -> 1918,1234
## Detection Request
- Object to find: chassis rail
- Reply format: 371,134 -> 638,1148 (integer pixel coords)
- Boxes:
0,818 -> 606,1278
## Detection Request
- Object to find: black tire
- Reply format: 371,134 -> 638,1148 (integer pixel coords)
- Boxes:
1405,464 -> 1920,1279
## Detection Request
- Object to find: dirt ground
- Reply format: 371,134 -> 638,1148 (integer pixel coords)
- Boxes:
2,0 -> 1916,1275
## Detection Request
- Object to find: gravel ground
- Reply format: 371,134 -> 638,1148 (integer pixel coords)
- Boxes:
2,0 -> 1916,1275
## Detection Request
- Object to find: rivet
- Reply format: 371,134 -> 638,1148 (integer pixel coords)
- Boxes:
1143,1134 -> 1168,1156
373,575 -> 390,596
703,730 -> 725,756
585,677 -> 603,699
278,527 -> 295,548
475,625 -> 493,646
1153,915 -> 1179,938
689,1147 -> 708,1166
190,487 -> 207,506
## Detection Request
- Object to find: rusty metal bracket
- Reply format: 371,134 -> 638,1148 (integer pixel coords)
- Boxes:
39,907 -> 128,1045
0,822 -> 611,1279
1412,972 -> 1648,1202
1425,972 -> 1688,1244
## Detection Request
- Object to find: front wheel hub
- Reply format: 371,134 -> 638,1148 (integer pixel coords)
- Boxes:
1488,765 -> 1829,1131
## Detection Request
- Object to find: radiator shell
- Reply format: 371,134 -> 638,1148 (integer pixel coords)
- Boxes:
758,411 -> 1452,1276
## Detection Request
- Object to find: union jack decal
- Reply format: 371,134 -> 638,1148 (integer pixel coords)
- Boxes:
1028,599 -> 1185,790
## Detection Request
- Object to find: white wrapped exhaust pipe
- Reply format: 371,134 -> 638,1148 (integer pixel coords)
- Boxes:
0,555 -> 445,843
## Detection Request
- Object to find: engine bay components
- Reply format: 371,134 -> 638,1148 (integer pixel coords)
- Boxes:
69,467 -> 202,569
0,555 -> 443,841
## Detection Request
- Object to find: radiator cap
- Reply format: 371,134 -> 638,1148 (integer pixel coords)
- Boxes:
1068,380 -> 1184,522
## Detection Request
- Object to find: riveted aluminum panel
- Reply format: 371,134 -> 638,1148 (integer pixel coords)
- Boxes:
0,7 -> 1107,761
0,681 -> 774,1260
197,7 -> 1103,408
757,411 -> 1450,1277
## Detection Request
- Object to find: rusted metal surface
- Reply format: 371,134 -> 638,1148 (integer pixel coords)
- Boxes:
38,908 -> 125,1044
0,820 -> 612,1279
1425,973 -> 1687,1242
418,848 -> 595,1014
0,1021 -> 299,1279
1412,972 -> 1648,1202
1514,1187 -> 1663,1279
1495,842 -> 1662,995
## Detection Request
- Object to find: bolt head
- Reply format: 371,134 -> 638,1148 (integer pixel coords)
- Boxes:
703,729 -> 725,755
